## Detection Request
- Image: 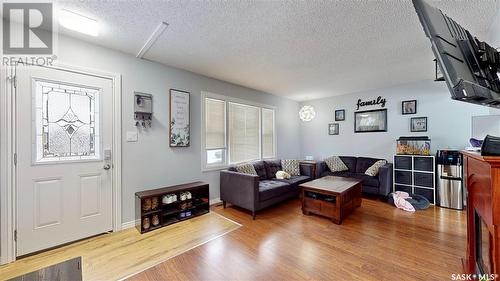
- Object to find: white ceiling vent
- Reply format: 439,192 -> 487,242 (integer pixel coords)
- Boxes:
136,22 -> 169,59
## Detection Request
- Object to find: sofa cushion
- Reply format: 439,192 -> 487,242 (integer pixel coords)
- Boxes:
350,174 -> 380,187
259,180 -> 290,201
320,171 -> 354,178
356,157 -> 382,174
320,171 -> 334,177
320,171 -> 379,187
264,160 -> 282,179
339,156 -> 357,172
236,163 -> 257,175
324,156 -> 348,172
331,171 -> 356,178
281,159 -> 300,176
252,161 -> 268,180
275,175 -> 310,187
365,160 -> 387,176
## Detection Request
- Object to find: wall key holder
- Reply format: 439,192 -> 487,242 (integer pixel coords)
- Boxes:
134,92 -> 153,128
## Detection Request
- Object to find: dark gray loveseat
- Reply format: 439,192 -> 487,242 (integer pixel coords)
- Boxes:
220,160 -> 314,219
317,156 -> 393,196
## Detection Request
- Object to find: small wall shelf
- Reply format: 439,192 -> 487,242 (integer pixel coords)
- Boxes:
393,155 -> 436,204
135,181 -> 210,234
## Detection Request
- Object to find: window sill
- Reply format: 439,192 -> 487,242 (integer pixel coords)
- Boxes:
202,166 -> 229,173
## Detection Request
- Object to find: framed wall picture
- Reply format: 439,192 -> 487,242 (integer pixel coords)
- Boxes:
354,109 -> 387,133
411,117 -> 428,132
335,109 -> 345,121
169,89 -> 190,147
328,123 -> 339,135
402,100 -> 417,115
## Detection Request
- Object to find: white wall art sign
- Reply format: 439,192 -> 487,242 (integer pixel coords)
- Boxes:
169,89 -> 190,147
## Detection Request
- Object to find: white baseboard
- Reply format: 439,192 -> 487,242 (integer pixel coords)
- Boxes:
122,219 -> 139,230
210,197 -> 222,205
121,198 -> 221,230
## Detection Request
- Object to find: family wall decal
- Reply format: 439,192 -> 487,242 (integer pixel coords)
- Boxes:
356,96 -> 386,110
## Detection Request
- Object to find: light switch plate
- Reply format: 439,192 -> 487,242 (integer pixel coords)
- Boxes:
126,131 -> 138,142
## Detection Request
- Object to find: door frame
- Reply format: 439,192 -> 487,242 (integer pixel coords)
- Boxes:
0,62 -> 122,264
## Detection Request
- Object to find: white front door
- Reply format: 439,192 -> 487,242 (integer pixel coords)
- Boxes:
16,65 -> 113,256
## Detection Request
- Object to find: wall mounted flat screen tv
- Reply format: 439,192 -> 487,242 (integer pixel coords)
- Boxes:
412,0 -> 500,108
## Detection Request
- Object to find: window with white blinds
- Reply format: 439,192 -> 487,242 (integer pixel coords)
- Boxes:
229,102 -> 260,163
205,98 -> 225,149
205,98 -> 226,166
202,93 -> 276,169
261,108 -> 275,159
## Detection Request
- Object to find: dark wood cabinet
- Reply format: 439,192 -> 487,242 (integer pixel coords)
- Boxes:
300,160 -> 318,179
135,181 -> 209,234
462,151 -> 500,275
300,176 -> 362,225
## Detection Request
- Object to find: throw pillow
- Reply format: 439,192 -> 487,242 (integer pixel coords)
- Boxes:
281,160 -> 300,176
324,156 -> 348,172
236,163 -> 257,175
365,160 -> 387,176
276,171 -> 291,180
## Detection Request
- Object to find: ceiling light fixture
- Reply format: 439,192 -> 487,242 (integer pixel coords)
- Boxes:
136,22 -> 169,59
299,105 -> 316,122
59,9 -> 99,36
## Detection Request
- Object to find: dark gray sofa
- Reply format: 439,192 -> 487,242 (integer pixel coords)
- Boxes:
316,156 -> 393,196
220,160 -> 314,219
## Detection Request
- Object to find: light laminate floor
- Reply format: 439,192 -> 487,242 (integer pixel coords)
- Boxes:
0,212 -> 240,281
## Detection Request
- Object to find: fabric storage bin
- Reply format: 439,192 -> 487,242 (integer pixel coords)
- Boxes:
395,156 -> 412,170
414,187 -> 434,204
414,172 -> 434,188
414,157 -> 433,172
394,184 -> 412,194
395,170 -> 412,185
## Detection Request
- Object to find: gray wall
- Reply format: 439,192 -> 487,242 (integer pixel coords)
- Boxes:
299,80 -> 491,161
55,36 -> 300,224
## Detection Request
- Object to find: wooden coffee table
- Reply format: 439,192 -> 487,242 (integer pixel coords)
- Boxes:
299,176 -> 362,224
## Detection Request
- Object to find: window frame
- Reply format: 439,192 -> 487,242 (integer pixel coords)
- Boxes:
201,92 -> 276,171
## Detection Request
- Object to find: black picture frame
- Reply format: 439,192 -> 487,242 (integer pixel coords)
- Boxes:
328,123 -> 339,135
402,100 -> 417,115
335,109 -> 345,121
354,109 -> 388,133
410,117 -> 428,132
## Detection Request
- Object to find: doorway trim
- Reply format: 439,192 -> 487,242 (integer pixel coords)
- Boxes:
0,62 -> 122,264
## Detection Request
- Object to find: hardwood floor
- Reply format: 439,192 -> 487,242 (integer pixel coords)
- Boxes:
0,213 -> 240,281
129,198 -> 466,281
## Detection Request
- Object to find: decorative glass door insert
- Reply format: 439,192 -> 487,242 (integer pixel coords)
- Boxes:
34,79 -> 100,163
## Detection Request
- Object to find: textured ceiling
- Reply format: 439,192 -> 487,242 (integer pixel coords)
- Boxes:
54,0 -> 500,101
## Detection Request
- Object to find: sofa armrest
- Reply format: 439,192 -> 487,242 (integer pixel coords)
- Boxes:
299,163 -> 314,178
316,161 -> 328,178
378,163 -> 393,196
220,170 -> 259,210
